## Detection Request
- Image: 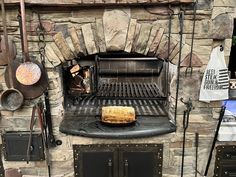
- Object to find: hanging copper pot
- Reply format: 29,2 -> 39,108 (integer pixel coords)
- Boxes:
0,0 -> 24,111
15,0 -> 42,86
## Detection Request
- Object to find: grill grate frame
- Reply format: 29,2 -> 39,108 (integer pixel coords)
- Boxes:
97,82 -> 165,100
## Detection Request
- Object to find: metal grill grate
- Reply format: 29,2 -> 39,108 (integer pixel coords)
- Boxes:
97,82 -> 165,99
70,96 -> 167,117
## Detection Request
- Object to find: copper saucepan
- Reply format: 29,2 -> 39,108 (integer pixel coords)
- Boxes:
0,0 -> 23,111
15,0 -> 41,86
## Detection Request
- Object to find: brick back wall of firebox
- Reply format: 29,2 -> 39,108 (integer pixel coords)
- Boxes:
0,1 -> 235,177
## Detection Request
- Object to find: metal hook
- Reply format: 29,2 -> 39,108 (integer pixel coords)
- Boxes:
180,97 -> 194,112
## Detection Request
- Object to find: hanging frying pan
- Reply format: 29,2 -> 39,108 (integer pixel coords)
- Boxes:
0,36 -> 17,66
15,0 -> 41,86
4,8 -> 48,99
0,0 -> 24,111
5,59 -> 48,99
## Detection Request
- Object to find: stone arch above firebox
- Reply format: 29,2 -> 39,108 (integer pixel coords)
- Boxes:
45,8 -> 202,67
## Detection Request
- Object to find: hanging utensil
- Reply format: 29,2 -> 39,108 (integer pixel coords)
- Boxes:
4,8 -> 48,99
180,98 -> 193,177
0,36 -> 17,66
15,0 -> 42,86
204,105 -> 226,177
195,132 -> 199,177
0,0 -> 24,111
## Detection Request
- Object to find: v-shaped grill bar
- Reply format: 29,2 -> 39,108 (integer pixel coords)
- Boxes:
97,82 -> 166,99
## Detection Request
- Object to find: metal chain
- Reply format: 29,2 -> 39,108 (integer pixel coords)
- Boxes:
36,12 -> 46,66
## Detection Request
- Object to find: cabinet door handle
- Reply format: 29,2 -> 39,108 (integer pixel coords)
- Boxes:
108,159 -> 113,177
124,159 -> 129,177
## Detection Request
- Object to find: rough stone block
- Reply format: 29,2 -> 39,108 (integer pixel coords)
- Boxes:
212,14 -> 233,40
54,24 -> 69,38
50,43 -> 66,63
103,8 -> 130,51
180,53 -> 203,67
156,35 -> 178,60
45,43 -> 62,67
82,0 -> 94,4
144,24 -> 159,55
133,23 -> 152,54
213,0 -> 236,7
126,0 -> 137,3
68,27 -> 85,55
53,32 -> 74,60
212,7 -> 235,19
81,23 -> 98,55
95,19 -> 106,53
77,28 -> 88,55
148,28 -> 165,56
131,23 -> 141,52
66,37 -> 76,55
171,43 -> 191,65
124,19 -> 137,53
197,0 -> 213,10
30,20 -> 54,35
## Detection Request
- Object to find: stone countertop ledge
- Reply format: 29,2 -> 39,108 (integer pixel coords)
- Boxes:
4,0 -> 195,6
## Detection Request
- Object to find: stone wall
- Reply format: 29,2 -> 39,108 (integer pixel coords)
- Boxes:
0,0 -> 235,177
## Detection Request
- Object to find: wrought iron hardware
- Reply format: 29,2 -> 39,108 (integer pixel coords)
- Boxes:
2,131 -> 45,161
108,159 -> 113,177
73,144 -> 163,177
214,145 -> 236,177
124,159 -> 129,177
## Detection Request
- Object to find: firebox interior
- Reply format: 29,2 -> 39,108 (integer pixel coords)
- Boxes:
59,53 -> 176,138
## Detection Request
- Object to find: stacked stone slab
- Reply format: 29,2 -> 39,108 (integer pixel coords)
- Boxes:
48,9 -> 193,67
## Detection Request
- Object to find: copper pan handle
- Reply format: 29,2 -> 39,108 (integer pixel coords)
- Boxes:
20,0 -> 30,62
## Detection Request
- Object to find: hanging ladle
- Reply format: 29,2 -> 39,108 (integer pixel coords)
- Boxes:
0,0 -> 24,111
15,0 -> 42,86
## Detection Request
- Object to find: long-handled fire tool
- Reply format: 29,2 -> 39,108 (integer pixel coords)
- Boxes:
203,104 -> 226,177
180,98 -> 193,177
37,101 -> 52,177
195,132 -> 199,177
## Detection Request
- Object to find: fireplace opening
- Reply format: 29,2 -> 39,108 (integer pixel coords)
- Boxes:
59,53 -> 176,138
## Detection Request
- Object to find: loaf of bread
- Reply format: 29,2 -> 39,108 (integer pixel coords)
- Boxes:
101,106 -> 136,124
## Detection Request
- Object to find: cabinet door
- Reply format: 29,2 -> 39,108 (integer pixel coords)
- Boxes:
119,144 -> 163,177
74,145 -> 118,177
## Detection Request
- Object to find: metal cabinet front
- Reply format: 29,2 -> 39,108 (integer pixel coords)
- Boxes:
214,145 -> 236,177
119,144 -> 163,177
73,145 -> 118,177
73,144 -> 163,177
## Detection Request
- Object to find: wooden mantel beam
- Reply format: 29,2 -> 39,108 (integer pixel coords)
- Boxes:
4,0 -> 194,7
